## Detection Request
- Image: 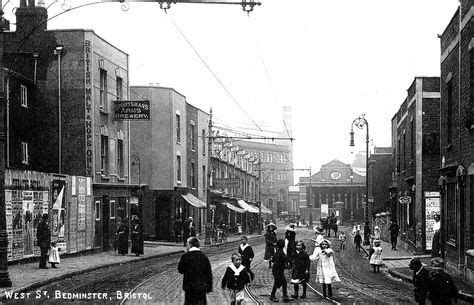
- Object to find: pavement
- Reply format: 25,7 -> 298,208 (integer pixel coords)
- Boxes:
356,227 -> 474,302
0,232 -> 261,301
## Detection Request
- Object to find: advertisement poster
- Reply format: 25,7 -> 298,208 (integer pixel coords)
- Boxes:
22,191 -> 34,256
11,190 -> 23,261
321,203 -> 329,218
6,190 -> 12,261
425,192 -> 440,250
51,178 -> 67,250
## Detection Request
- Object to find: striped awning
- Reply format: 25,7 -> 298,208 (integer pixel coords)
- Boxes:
222,202 -> 246,214
181,193 -> 207,209
237,200 -> 259,214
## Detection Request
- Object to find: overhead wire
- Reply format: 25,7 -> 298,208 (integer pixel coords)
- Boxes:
166,13 -> 263,131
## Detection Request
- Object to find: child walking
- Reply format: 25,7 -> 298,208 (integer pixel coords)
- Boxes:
48,241 -> 61,268
238,236 -> 255,281
310,239 -> 340,299
270,239 -> 291,302
370,240 -> 383,273
338,232 -> 346,250
354,230 -> 362,252
221,253 -> 251,305
291,240 -> 310,299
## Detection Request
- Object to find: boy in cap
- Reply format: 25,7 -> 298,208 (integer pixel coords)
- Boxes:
269,239 -> 291,302
409,257 -> 430,304
427,257 -> 458,305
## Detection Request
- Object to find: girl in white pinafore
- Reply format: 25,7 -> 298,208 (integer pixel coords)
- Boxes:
309,239 -> 340,299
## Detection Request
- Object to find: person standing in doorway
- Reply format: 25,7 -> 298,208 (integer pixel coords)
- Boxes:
116,219 -> 129,256
178,237 -> 213,305
174,217 -> 183,244
36,214 -> 51,269
389,220 -> 400,250
431,214 -> 441,257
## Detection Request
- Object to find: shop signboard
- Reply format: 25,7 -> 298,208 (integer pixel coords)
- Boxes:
213,178 -> 240,189
425,191 -> 440,250
114,100 -> 150,120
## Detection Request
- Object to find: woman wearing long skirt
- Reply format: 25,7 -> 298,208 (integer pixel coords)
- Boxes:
264,223 -> 277,268
116,220 -> 129,255
310,239 -> 340,299
131,215 -> 144,256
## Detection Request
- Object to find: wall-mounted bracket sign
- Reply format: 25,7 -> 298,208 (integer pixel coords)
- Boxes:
114,100 -> 150,120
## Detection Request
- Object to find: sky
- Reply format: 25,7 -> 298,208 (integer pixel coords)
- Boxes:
3,0 -> 460,182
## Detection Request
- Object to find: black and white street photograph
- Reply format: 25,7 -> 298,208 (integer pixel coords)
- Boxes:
0,0 -> 473,303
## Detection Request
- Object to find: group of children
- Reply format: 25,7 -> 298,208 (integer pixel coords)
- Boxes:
223,227 -> 343,303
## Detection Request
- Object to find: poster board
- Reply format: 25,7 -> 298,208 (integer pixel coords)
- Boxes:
425,191 -> 440,250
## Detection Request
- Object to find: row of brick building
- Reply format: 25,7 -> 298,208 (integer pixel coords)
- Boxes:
389,0 -> 473,283
0,1 -> 280,261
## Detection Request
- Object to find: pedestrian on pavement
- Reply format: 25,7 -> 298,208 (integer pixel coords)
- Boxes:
310,239 -> 340,299
183,216 -> 195,246
238,236 -> 255,281
431,214 -> 441,258
291,240 -> 310,300
284,223 -> 296,268
409,257 -> 430,304
221,253 -> 250,305
427,257 -> 458,305
178,237 -> 213,305
237,223 -> 242,235
174,217 -> 183,244
338,232 -> 346,250
48,241 -> 61,268
36,213 -> 51,269
371,226 -> 381,248
369,240 -> 383,273
131,215 -> 144,256
116,219 -> 129,255
264,223 -> 277,269
389,220 -> 400,250
270,239 -> 291,302
354,230 -> 362,252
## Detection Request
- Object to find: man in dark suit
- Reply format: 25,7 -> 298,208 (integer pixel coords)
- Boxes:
36,213 -> 51,269
178,237 -> 212,304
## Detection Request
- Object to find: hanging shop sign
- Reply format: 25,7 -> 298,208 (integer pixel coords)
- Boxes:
114,100 -> 150,120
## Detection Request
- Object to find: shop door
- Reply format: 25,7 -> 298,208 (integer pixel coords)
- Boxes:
102,195 -> 110,251
156,197 -> 171,240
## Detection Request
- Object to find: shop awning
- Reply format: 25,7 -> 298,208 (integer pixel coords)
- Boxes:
260,205 -> 273,214
222,202 -> 246,214
237,200 -> 259,213
182,193 -> 207,209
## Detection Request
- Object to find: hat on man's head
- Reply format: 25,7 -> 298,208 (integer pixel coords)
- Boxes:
42,213 -> 49,219
431,257 -> 444,267
409,258 -> 422,270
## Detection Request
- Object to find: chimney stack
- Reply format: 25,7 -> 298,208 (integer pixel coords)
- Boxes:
16,0 -> 48,36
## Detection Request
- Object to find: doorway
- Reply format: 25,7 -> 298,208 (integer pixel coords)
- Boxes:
102,195 -> 110,251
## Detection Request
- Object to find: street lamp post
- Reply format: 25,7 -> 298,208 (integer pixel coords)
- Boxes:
350,114 -> 370,246
350,169 -> 354,222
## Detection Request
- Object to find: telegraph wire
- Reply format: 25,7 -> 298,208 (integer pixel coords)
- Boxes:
167,14 -> 263,131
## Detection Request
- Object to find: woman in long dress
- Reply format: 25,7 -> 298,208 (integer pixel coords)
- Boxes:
264,223 -> 277,268
130,215 -> 144,256
116,220 -> 129,255
309,239 -> 340,299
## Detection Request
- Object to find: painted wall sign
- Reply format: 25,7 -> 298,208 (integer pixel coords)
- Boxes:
425,191 -> 440,250
114,100 -> 150,120
84,39 -> 93,176
213,178 -> 241,189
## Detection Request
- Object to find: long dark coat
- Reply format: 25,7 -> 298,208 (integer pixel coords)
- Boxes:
116,224 -> 129,255
271,248 -> 287,278
36,219 -> 50,248
285,229 -> 296,260
413,266 -> 430,304
131,221 -> 144,255
291,250 -> 310,282
264,230 -> 277,260
178,249 -> 213,293
427,269 -> 458,304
